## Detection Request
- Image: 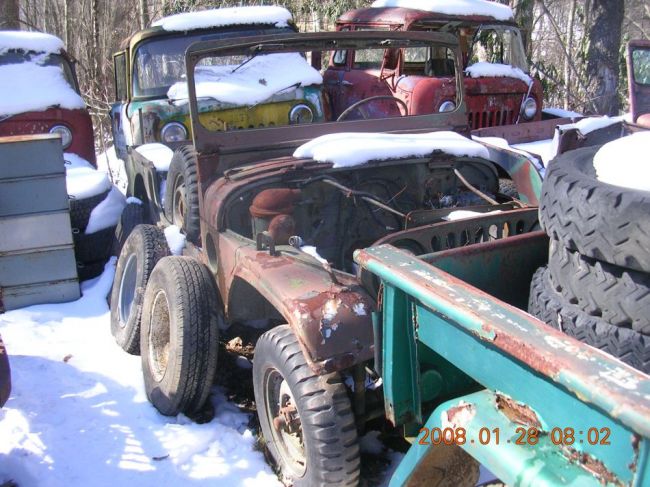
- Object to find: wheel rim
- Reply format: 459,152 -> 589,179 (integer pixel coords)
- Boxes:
148,290 -> 171,382
118,253 -> 138,326
264,369 -> 307,477
172,176 -> 186,229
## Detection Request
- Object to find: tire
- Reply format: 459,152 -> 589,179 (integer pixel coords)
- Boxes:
76,260 -> 106,281
140,256 -> 220,416
73,226 -> 115,263
114,202 -> 146,255
69,189 -> 110,232
540,146 -> 650,272
110,225 -> 170,355
528,267 -> 650,373
0,333 -> 11,408
164,145 -> 200,243
253,325 -> 360,487
498,178 -> 519,199
548,240 -> 650,335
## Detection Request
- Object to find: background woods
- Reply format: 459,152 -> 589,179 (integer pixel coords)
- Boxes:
0,0 -> 648,151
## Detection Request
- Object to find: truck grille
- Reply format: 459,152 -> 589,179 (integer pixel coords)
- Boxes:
468,110 -> 516,129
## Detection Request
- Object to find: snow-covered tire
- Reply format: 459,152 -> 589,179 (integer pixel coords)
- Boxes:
141,256 -> 220,416
69,189 -> 110,232
548,240 -> 650,335
528,267 -> 650,373
114,202 -> 146,254
73,226 -> 115,263
164,145 -> 200,243
498,178 -> 519,199
110,225 -> 170,355
253,325 -> 360,487
0,333 -> 11,408
76,260 -> 106,282
540,146 -> 650,272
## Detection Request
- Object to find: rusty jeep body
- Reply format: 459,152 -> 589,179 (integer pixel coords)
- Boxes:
332,6 -> 543,128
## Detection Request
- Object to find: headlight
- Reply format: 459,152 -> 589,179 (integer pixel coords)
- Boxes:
289,104 -> 314,125
521,97 -> 538,120
438,101 -> 456,113
160,122 -> 187,143
49,125 -> 72,149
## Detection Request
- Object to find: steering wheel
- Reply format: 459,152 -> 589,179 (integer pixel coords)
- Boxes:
336,95 -> 408,122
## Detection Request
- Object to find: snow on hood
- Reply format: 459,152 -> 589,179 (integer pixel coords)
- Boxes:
168,53 -> 323,106
371,0 -> 513,21
294,131 -> 490,168
152,6 -> 292,32
465,62 -> 531,84
0,31 -> 64,54
135,143 -> 174,172
558,115 -> 624,135
593,132 -> 650,192
0,62 -> 85,116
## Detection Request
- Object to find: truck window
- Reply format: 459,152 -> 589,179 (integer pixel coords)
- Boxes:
114,52 -> 127,101
632,48 -> 650,85
468,26 -> 528,72
403,46 -> 455,77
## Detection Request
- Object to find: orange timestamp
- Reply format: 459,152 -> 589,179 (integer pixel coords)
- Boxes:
418,426 -> 612,446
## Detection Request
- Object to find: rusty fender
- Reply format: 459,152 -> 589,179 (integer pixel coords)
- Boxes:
220,236 -> 375,375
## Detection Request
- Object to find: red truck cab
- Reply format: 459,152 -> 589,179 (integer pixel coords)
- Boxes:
0,31 -> 95,165
332,4 -> 543,129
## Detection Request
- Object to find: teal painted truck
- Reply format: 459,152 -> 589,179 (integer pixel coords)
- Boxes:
354,212 -> 650,486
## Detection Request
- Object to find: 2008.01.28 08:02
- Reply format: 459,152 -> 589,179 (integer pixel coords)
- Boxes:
418,427 -> 612,446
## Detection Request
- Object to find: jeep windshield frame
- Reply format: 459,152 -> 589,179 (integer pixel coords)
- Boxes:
185,31 -> 467,176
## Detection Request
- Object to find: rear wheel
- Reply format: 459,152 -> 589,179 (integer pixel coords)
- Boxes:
114,202 -> 146,254
164,146 -> 200,243
253,325 -> 360,486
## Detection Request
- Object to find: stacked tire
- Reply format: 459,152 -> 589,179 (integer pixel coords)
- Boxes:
70,190 -> 115,281
528,146 -> 650,374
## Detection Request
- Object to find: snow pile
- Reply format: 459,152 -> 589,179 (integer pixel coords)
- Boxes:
593,132 -> 650,191
65,153 -> 113,200
294,131 -> 490,168
135,143 -> 174,172
0,31 -> 64,54
301,245 -> 328,264
371,0 -> 513,21
153,6 -> 292,32
443,209 -> 502,221
168,53 -> 322,106
164,225 -> 187,256
85,187 -> 127,235
0,62 -> 85,116
97,146 -> 128,195
557,115 -> 624,135
0,262 -> 281,487
465,62 -> 531,85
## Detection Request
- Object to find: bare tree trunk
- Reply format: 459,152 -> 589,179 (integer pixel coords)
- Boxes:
139,0 -> 150,29
64,0 -> 72,48
585,0 -> 624,115
512,0 -> 535,59
1,0 -> 21,30
564,0 -> 577,109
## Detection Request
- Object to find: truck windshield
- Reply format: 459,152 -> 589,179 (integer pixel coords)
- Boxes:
632,48 -> 650,85
0,50 -> 78,92
133,27 -> 294,98
467,26 -> 528,72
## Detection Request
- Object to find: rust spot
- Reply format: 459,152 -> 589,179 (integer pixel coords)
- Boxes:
495,393 -> 542,429
566,448 -> 623,487
445,402 -> 476,428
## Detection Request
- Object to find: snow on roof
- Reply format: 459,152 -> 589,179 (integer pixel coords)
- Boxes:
593,132 -> 650,192
0,62 -> 85,116
558,115 -> 624,135
168,53 -> 322,106
370,0 -> 513,21
294,131 -> 490,168
0,31 -> 64,54
135,143 -> 174,172
465,62 -> 531,84
152,6 -> 292,32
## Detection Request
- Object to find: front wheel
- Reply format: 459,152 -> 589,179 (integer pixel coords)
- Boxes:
164,145 -> 200,243
253,325 -> 360,486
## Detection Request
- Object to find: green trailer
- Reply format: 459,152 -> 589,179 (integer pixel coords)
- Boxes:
354,215 -> 650,486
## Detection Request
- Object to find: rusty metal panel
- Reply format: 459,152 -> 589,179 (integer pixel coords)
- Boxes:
0,135 -> 79,311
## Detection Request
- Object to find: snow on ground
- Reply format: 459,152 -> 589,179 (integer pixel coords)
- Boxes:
0,31 -> 64,55
0,261 -> 281,487
593,131 -> 650,191
294,131 -> 490,168
65,153 -> 113,200
371,0 -> 513,20
465,62 -> 531,85
85,187 -> 127,235
0,62 -> 85,117
135,144 -> 174,172
168,53 -> 322,106
152,6 -> 292,32
97,146 -> 128,195
542,107 -> 582,118
164,225 -> 187,256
